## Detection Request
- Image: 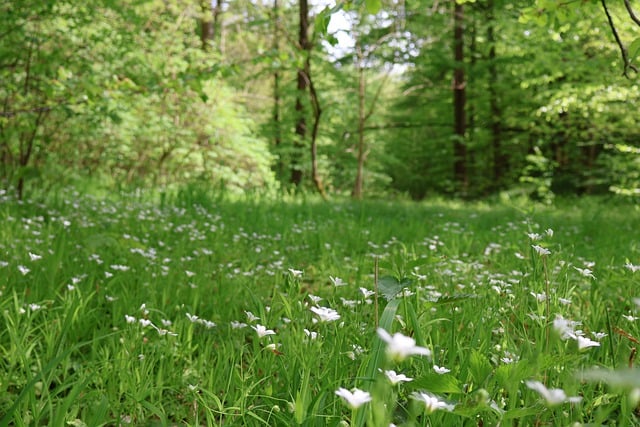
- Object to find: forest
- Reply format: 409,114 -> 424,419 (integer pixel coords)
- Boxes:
4,2 -> 640,425
1,0 -> 639,201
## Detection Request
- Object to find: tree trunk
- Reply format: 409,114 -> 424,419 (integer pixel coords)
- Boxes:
291,0 -> 310,187
200,0 -> 222,51
487,0 -> 505,189
308,63 -> 326,199
200,0 -> 213,51
453,2 -> 467,193
272,0 -> 283,179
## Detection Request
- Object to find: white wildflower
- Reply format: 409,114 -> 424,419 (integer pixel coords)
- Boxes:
382,369 -> 413,385
411,391 -> 455,413
288,268 -> 303,277
330,276 -> 347,287
252,324 -> 276,338
577,336 -> 600,350
310,306 -> 341,322
525,380 -> 582,406
433,365 -> 451,374
532,245 -> 551,256
245,311 -> 260,322
376,328 -> 431,362
335,388 -> 372,409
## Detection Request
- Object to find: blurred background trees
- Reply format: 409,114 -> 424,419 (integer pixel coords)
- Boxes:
1,0 -> 638,200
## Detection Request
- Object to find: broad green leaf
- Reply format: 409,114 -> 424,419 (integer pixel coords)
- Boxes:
413,372 -> 463,394
495,361 -> 536,389
314,7 -> 331,36
468,350 -> 493,385
377,275 -> 405,301
629,37 -> 640,62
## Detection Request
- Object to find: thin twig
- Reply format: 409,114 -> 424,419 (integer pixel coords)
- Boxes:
624,0 -> 640,26
601,0 -> 638,77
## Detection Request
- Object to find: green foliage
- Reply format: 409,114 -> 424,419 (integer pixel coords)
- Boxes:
1,0 -> 639,199
0,0 -> 276,196
383,0 -> 639,199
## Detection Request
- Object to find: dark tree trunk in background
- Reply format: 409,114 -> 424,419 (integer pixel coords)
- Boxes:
292,0 -> 310,187
453,2 -> 467,193
308,63 -> 326,198
200,0 -> 222,51
487,0 -> 505,189
353,46 -> 366,199
272,0 -> 283,178
200,0 -> 212,50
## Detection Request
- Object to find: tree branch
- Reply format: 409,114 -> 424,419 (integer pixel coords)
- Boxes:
601,0 -> 638,77
0,99 -> 87,118
624,0 -> 640,26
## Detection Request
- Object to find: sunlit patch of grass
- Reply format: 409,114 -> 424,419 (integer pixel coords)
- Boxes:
0,189 -> 639,425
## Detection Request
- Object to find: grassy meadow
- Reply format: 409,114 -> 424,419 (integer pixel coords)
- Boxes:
1,187 -> 640,426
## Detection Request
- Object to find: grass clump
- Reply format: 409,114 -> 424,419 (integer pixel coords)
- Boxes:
1,189 -> 639,426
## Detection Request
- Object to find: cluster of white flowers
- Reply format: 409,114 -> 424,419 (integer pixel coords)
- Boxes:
553,314 -> 602,350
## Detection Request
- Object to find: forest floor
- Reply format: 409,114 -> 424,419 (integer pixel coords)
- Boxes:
1,189 -> 640,426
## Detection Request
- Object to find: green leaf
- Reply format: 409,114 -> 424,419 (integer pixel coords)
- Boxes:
364,0 -> 381,14
468,350 -> 492,385
495,361 -> 536,389
377,275 -> 404,301
629,37 -> 640,62
294,369 -> 310,424
413,372 -> 463,394
314,7 -> 331,37
501,406 -> 543,420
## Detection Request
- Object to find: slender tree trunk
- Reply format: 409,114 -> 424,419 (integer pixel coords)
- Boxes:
467,16 -> 475,142
292,0 -> 310,187
272,0 -> 283,179
200,1 -> 222,51
453,2 -> 467,193
353,47 -> 366,199
308,63 -> 326,198
200,0 -> 213,51
212,0 -> 222,41
487,0 -> 505,189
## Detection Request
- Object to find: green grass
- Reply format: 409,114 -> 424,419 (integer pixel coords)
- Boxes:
1,188 -> 640,426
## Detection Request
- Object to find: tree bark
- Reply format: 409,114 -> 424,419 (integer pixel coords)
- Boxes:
291,0 -> 310,187
308,60 -> 326,199
453,2 -> 467,193
200,0 -> 213,51
487,0 -> 505,189
353,47 -> 366,199
272,0 -> 283,178
200,0 -> 222,51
